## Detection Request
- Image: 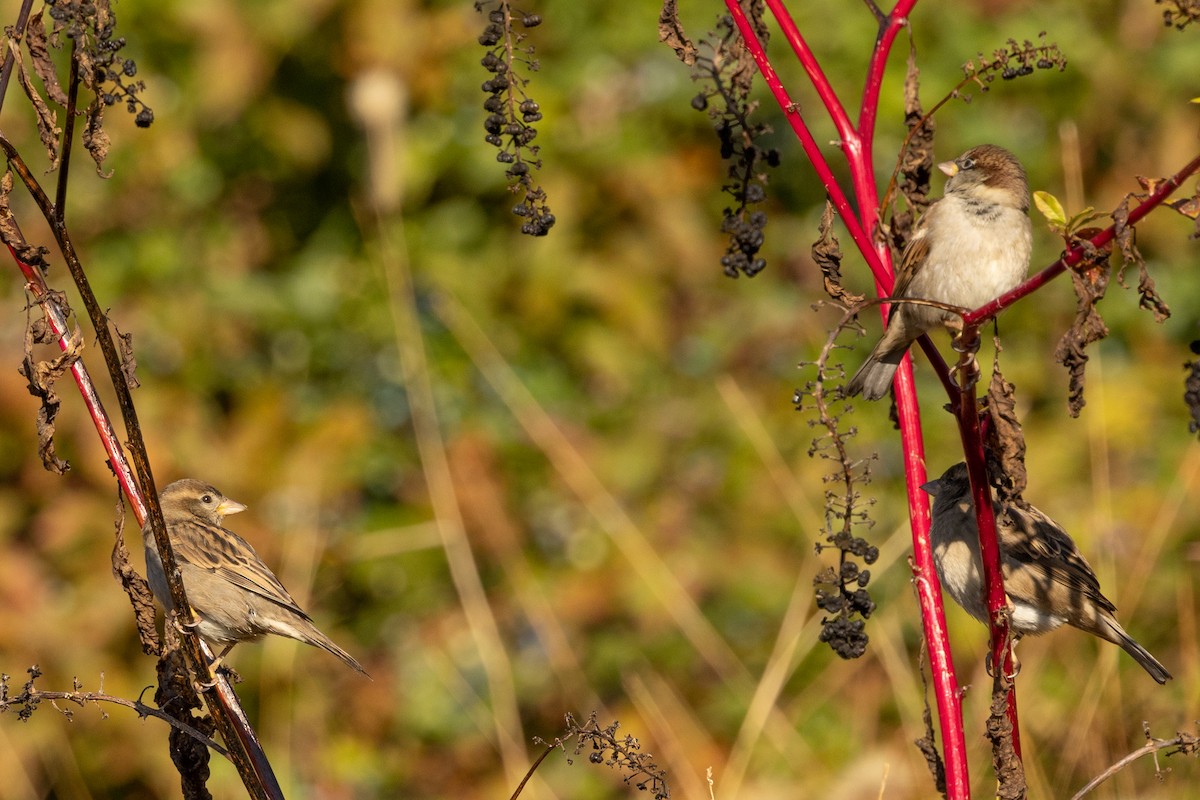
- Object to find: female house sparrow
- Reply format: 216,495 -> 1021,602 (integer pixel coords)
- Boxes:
846,144 -> 1033,400
143,479 -> 367,676
922,462 -> 1170,684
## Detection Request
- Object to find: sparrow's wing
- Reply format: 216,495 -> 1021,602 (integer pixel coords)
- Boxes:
995,501 -> 1117,614
890,199 -> 940,299
172,520 -> 315,621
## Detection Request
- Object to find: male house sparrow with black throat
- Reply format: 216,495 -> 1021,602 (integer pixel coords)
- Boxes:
922,462 -> 1170,684
846,144 -> 1033,400
143,479 -> 368,676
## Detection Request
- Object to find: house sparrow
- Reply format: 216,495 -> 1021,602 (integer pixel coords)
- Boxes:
922,462 -> 1170,684
846,144 -> 1033,400
143,479 -> 368,676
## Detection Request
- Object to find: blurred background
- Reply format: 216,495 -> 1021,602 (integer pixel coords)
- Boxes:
0,0 -> 1197,797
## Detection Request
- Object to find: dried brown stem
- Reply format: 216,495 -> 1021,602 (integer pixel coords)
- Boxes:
0,128 -> 281,798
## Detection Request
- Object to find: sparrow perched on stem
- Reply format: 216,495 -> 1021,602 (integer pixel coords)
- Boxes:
922,462 -> 1170,684
143,479 -> 368,676
846,144 -> 1033,400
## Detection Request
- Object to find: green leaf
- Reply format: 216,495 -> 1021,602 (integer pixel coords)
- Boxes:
1033,190 -> 1067,228
1065,207 -> 1099,230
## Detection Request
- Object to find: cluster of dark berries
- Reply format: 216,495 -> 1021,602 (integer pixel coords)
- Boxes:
477,1 -> 554,236
1157,0 -> 1200,29
818,616 -> 868,660
691,16 -> 779,277
813,533 -> 878,660
793,368 -> 879,660
560,713 -> 671,800
720,208 -> 769,278
46,0 -> 154,127
962,33 -> 1067,89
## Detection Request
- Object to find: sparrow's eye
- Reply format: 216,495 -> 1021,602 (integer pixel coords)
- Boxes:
201,494 -> 213,504
960,157 -> 976,170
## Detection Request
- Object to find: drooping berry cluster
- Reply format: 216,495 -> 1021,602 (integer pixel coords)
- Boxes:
46,0 -> 154,127
959,34 -> 1066,95
813,533 -> 878,660
794,351 -> 878,660
477,1 -> 554,236
1156,0 -> 1200,29
553,713 -> 671,800
691,12 -> 777,278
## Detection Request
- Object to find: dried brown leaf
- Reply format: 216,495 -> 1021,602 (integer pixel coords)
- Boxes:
113,319 -> 140,389
111,494 -> 159,654
25,14 -> 68,106
94,0 -> 113,34
19,317 -> 83,475
1167,193 -> 1200,221
83,96 -> 113,176
0,170 -> 51,268
1113,196 -> 1171,322
76,47 -> 96,90
813,201 -> 863,306
1053,244 -> 1110,417
982,369 -> 1027,504
8,39 -> 61,167
730,0 -> 767,99
893,38 -> 934,250
1136,262 -> 1171,321
658,0 -> 697,66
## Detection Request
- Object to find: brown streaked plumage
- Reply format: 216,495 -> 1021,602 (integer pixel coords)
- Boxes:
922,462 -> 1170,684
143,478 -> 367,676
846,144 -> 1032,400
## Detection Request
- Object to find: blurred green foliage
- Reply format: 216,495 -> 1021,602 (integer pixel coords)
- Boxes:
0,0 -> 1197,798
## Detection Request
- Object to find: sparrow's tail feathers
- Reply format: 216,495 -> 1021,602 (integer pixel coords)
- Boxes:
276,616 -> 371,677
845,342 -> 907,401
1105,617 -> 1171,684
1118,634 -> 1171,684
311,630 -> 371,677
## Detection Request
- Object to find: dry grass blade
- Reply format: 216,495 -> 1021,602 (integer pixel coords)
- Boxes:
373,223 -> 526,783
435,292 -> 750,689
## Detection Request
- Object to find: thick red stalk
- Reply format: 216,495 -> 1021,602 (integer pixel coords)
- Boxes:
953,372 -> 1021,756
853,0 -> 918,291
724,4 -> 886,280
725,1 -> 971,796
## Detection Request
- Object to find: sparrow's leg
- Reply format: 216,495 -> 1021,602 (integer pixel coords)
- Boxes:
983,627 -> 1022,681
196,644 -> 238,691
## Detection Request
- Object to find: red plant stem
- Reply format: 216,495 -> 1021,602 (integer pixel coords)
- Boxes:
8,245 -> 148,523
954,368 -> 1021,757
857,1 -> 918,178
763,0 -> 854,138
894,356 -> 972,781
964,149 -> 1200,328
893,363 -> 971,796
726,2 -> 972,796
724,3 -> 886,281
853,0 -> 917,291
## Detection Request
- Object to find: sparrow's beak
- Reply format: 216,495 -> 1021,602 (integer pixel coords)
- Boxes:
919,479 -> 938,496
217,498 -> 248,516
937,160 -> 958,178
